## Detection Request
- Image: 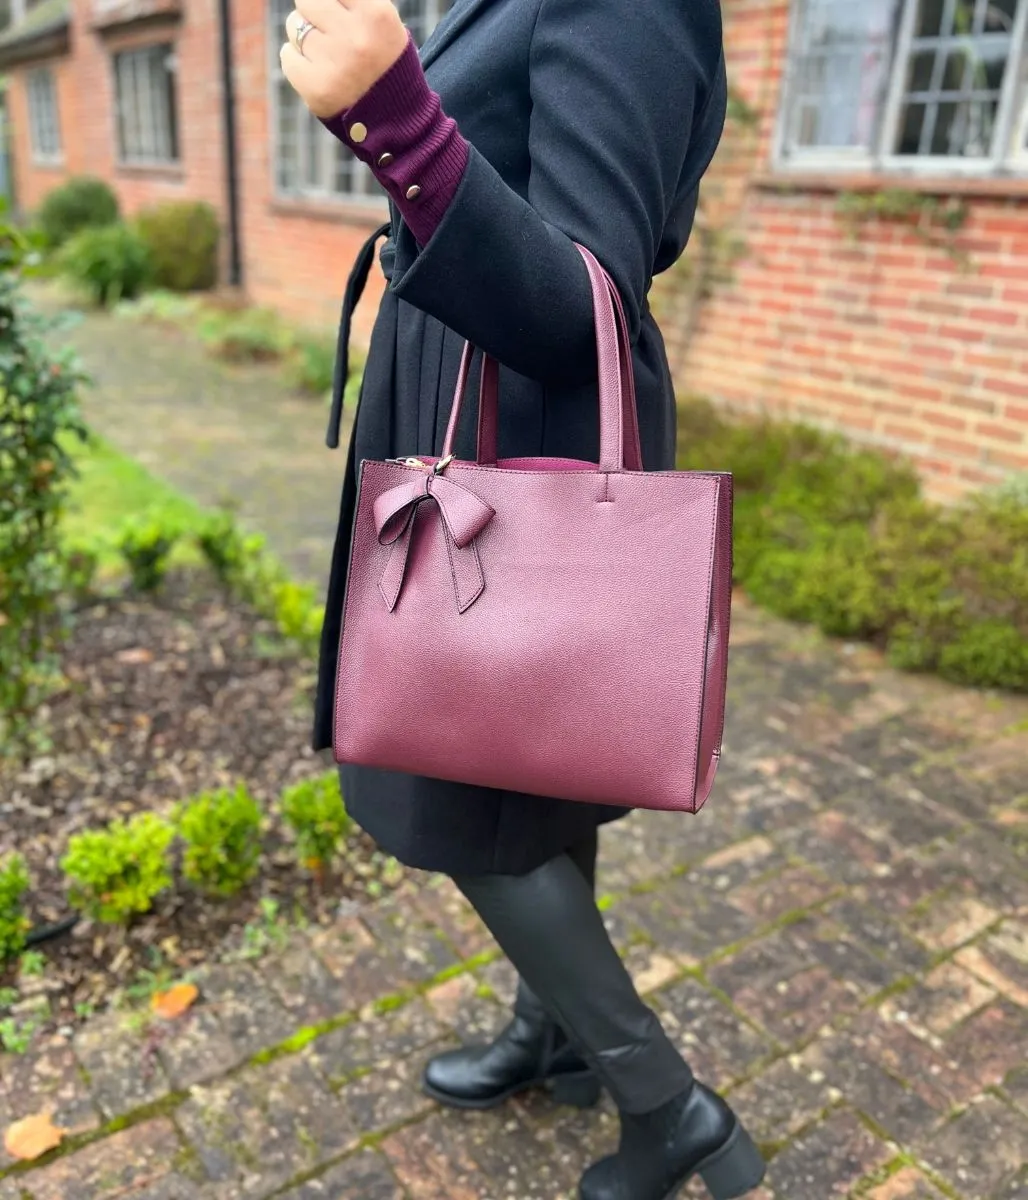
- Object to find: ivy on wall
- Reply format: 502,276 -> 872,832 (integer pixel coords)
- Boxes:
835,188 -> 971,265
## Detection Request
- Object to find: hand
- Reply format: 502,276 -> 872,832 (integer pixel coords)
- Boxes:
280,0 -> 410,119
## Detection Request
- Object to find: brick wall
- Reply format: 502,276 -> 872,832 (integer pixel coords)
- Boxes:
6,0 -> 1025,495
229,0 -> 385,337
656,0 -> 1028,499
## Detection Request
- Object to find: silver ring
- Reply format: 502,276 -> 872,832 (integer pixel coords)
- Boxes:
294,18 -> 315,53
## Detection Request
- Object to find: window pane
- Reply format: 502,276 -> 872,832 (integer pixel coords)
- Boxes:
27,69 -> 61,159
890,0 -> 1020,160
783,0 -> 903,153
114,45 -> 178,163
916,0 -> 947,36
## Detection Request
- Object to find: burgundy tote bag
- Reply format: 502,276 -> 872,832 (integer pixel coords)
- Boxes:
333,244 -> 732,813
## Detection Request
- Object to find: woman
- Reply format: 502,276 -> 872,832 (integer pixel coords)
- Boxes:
280,2 -> 764,1197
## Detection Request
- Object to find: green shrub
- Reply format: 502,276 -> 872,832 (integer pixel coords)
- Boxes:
198,307 -> 288,362
59,223 -> 151,307
0,855 -> 31,963
280,772 -> 350,871
116,511 -> 182,591
36,177 -> 119,249
62,814 -> 175,923
178,784 -> 262,897
676,398 -> 1028,692
135,201 -> 219,293
193,509 -> 323,656
61,541 -> 101,602
270,579 -> 324,657
283,334 -> 336,396
0,218 -> 89,757
195,508 -> 250,585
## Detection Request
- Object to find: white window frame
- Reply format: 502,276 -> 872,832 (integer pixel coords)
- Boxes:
266,0 -> 451,203
1014,38 -> 1028,160
775,0 -> 1028,175
112,44 -> 179,166
26,67 -> 61,164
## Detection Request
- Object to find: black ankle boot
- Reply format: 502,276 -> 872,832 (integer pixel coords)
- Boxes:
578,1081 -> 765,1200
422,1015 -> 601,1110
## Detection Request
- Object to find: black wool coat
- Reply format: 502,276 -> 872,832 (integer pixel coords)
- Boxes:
313,0 -> 728,877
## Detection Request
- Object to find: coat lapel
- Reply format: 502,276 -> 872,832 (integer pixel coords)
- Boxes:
419,0 -> 498,71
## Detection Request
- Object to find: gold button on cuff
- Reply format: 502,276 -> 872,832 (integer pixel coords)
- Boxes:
349,122 -> 368,144
405,184 -> 422,200
377,152 -> 395,167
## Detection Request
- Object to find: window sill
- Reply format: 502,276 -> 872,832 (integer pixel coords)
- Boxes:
269,195 -> 389,227
754,169 -> 1028,199
114,161 -> 183,180
30,157 -> 65,170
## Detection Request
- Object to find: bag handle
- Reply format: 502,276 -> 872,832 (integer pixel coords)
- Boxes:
442,245 -> 643,472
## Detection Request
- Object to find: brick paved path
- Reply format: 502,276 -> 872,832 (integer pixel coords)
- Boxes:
7,303 -> 1024,1199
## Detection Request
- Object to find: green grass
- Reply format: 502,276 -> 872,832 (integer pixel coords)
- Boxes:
63,433 -> 205,574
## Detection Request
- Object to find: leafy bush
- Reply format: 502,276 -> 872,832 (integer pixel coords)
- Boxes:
36,177 -> 119,249
62,814 -> 175,923
280,772 -> 351,872
198,307 -> 288,362
178,784 -> 262,897
195,508 -> 251,585
270,579 -> 324,657
61,541 -> 101,602
0,218 -> 89,756
135,201 -> 219,293
116,511 -> 182,591
59,223 -> 151,307
0,855 -> 30,963
193,510 -> 323,656
283,334 -> 336,396
677,399 -> 1028,691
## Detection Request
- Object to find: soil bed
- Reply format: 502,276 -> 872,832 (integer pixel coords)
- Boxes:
0,575 -> 403,1032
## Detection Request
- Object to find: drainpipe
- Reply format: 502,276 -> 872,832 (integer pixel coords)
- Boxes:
217,0 -> 243,287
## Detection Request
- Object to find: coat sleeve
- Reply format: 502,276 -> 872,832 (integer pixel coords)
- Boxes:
387,0 -> 727,386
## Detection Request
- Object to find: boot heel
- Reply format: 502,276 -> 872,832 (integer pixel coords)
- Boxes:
549,1072 -> 602,1109
698,1123 -> 766,1200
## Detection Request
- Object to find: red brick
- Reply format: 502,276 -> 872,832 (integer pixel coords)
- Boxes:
921,409 -> 968,432
985,448 -> 1028,469
980,376 -> 1028,400
938,323 -> 990,343
974,421 -> 1025,444
967,306 -> 1021,327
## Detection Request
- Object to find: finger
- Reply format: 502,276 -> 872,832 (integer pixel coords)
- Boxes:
295,0 -> 349,31
285,8 -> 325,56
279,41 -> 321,92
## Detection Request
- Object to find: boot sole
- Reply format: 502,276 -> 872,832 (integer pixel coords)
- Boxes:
422,1068 -> 602,1112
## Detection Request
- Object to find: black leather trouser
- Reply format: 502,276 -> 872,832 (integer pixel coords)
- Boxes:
454,839 -> 694,1114
511,831 -> 597,1023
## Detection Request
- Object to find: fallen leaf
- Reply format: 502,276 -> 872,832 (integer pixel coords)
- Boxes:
115,647 -> 153,664
151,982 -> 199,1020
3,1112 -> 65,1161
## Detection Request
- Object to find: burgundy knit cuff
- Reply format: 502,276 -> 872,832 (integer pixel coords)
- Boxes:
320,34 -> 469,245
